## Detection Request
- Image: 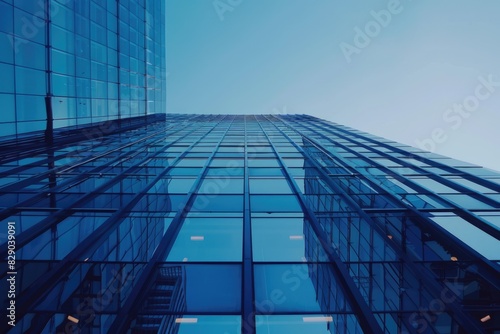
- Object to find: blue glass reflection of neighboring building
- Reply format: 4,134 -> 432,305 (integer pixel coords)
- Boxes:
1,112 -> 499,333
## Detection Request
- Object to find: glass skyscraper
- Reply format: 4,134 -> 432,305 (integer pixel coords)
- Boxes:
1,1 -> 500,333
1,113 -> 499,333
0,0 -> 166,140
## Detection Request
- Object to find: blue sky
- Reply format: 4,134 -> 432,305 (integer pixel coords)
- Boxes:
166,0 -> 500,171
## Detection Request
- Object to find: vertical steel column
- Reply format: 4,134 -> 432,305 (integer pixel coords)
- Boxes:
44,0 -> 53,143
242,115 -> 256,334
116,0 -> 121,121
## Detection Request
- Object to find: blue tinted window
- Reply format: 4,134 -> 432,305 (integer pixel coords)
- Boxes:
171,316 -> 241,333
76,97 -> 91,118
210,158 -> 243,168
76,58 -> 91,81
176,158 -> 207,167
249,168 -> 284,176
441,194 -> 494,209
0,94 -> 15,123
52,97 -> 76,120
192,195 -> 244,212
16,95 -> 46,121
206,167 -> 244,177
0,123 -> 16,136
250,178 -> 293,194
0,33 -> 14,63
17,120 -> 46,134
252,218 -> 328,262
0,3 -> 13,34
167,217 -> 243,261
52,49 -> 75,75
53,74 -> 76,96
430,215 -> 500,260
16,67 -> 46,95
282,158 -> 306,168
51,2 -> 74,28
14,0 -> 46,16
158,264 -> 242,312
251,195 -> 302,212
248,159 -> 280,167
51,25 -> 74,52
199,178 -> 244,194
254,264 -> 349,312
0,63 -> 15,93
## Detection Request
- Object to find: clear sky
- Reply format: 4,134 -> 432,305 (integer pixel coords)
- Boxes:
166,0 -> 500,171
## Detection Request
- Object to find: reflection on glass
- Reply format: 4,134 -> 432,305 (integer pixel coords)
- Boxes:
252,218 -> 327,262
160,264 -> 241,313
199,177 -> 244,194
167,218 -> 243,261
250,195 -> 302,212
191,195 -> 244,212
256,314 -> 362,334
249,178 -> 292,194
429,215 -> 500,260
175,315 -> 241,334
254,264 -> 350,313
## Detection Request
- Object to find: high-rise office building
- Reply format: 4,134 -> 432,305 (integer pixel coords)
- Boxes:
0,0 -> 166,141
1,1 -> 499,333
1,113 -> 499,333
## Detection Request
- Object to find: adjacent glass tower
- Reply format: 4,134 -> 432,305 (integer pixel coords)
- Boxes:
0,0 -> 166,139
1,114 -> 499,333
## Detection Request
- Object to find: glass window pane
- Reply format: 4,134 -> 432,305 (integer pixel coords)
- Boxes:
149,178 -> 197,193
251,195 -> 302,212
429,215 -> 500,260
254,264 -> 350,313
0,94 -> 15,122
16,95 -> 46,121
0,3 -> 13,34
199,178 -> 244,194
206,167 -> 244,177
440,194 -> 494,209
173,316 -> 241,334
167,217 -> 243,262
0,63 -> 15,93
248,168 -> 284,177
282,159 -> 306,168
192,195 -> 244,212
256,315 -> 362,334
252,218 -> 328,262
16,40 -> 46,70
248,159 -> 280,167
156,264 -> 241,312
209,159 -> 243,168
250,178 -> 292,194
168,168 -> 203,176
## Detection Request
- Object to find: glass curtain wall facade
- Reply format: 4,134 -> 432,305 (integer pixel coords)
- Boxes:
0,0 -> 166,139
0,114 -> 499,334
